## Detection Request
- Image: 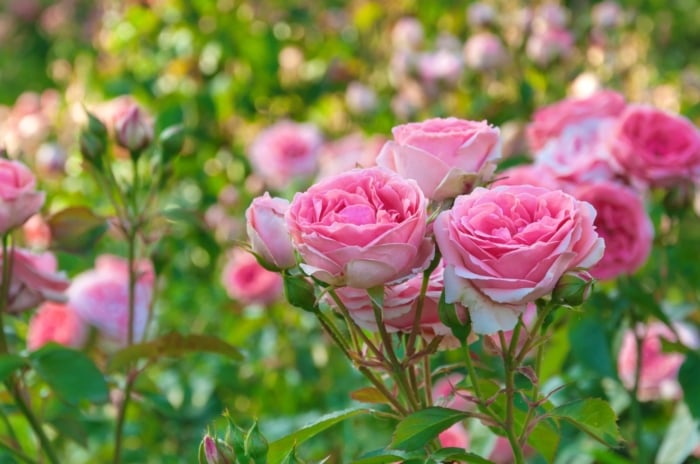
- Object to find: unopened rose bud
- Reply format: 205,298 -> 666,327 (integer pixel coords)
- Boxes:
159,124 -> 185,162
246,193 -> 296,270
200,435 -> 235,464
115,104 -> 153,154
79,131 -> 105,167
87,112 -> 108,140
552,270 -> 594,306
244,421 -> 269,464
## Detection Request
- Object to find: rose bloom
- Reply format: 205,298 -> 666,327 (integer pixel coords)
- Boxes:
534,121 -> 618,184
467,2 -> 496,26
286,167 -> 432,288
0,158 -> 45,234
334,261 -> 460,345
526,90 -> 626,151
246,193 -> 296,270
463,33 -> 507,71
221,248 -> 283,306
434,186 -> 604,334
316,133 -> 383,180
433,373 -> 473,412
439,422 -> 470,449
573,182 -> 653,280
608,105 -> 700,188
377,118 -> 501,201
22,213 -> 51,250
391,17 -> 424,50
27,302 -> 88,351
416,49 -> 464,88
248,120 -> 323,190
345,81 -> 378,115
525,27 -> 573,67
491,164 -> 560,190
3,248 -> 69,314
618,321 -> 699,401
68,255 -> 154,346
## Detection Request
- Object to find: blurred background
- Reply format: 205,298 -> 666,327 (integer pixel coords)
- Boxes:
1,0 -> 699,462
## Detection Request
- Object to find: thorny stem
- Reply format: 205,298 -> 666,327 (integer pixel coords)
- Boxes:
112,371 -> 138,464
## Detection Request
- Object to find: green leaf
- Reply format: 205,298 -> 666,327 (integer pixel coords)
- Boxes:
569,317 -> 615,378
47,206 -> 108,254
350,387 -> 390,405
108,332 -> 243,372
283,274 -> 317,311
268,408 -> 368,464
391,407 -> 468,451
431,448 -> 494,463
0,354 -> 27,383
528,417 -> 560,463
550,399 -> 621,447
30,344 -> 109,405
679,351 -> 700,420
352,449 -> 421,464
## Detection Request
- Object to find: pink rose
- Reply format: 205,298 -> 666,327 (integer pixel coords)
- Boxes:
433,373 -> 473,412
526,90 -> 626,151
0,159 -> 45,234
491,164 -> 560,190
249,120 -> 323,190
68,254 -> 154,345
345,81 -> 378,115
27,302 -> 88,351
525,27 -> 573,66
335,261 -> 455,340
534,122 -> 618,184
286,167 -> 432,288
573,182 -> 653,280
439,422 -> 469,449
246,193 -> 296,269
467,3 -> 496,27
391,17 -> 424,50
617,322 -> 699,401
608,105 -> 700,187
377,118 -> 501,201
416,50 -> 464,88
434,186 -> 604,334
221,248 -> 283,305
22,214 -> 51,250
463,33 -> 507,71
3,248 -> 69,314
316,133 -> 383,180
489,436 -> 535,464
113,102 -> 153,152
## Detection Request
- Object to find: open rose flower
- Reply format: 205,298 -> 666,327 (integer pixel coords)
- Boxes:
68,254 -> 154,346
618,321 -> 699,401
491,164 -> 560,190
574,182 -> 653,280
377,118 -> 501,201
0,159 -> 45,234
335,261 -> 458,343
286,167 -> 432,289
27,302 -> 88,351
434,186 -> 604,334
249,120 -> 323,190
3,248 -> 69,313
221,248 -> 283,306
608,105 -> 700,188
246,193 -> 296,269
526,90 -> 626,151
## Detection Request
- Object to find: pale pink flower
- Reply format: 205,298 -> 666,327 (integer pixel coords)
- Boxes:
377,117 -> 501,200
434,186 -> 604,333
439,422 -> 470,449
526,27 -> 574,66
246,193 -> 296,269
21,214 -> 51,250
248,120 -> 323,189
574,182 -> 653,280
391,17 -> 424,50
3,248 -> 69,314
316,133 -> 383,180
221,249 -> 282,306
68,255 -> 154,345
0,159 -> 45,234
463,33 -> 507,71
617,322 -> 699,401
286,167 -> 432,289
27,302 -> 87,351
491,164 -> 560,190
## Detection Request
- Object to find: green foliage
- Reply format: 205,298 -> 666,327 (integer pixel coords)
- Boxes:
390,407 -> 467,451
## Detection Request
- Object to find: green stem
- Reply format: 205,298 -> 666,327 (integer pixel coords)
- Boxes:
112,371 -> 137,464
0,437 -> 38,464
0,234 -> 11,352
631,323 -> 647,464
499,331 -> 526,464
5,381 -> 60,464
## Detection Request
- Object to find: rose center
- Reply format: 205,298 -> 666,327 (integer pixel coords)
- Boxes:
338,204 -> 376,225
